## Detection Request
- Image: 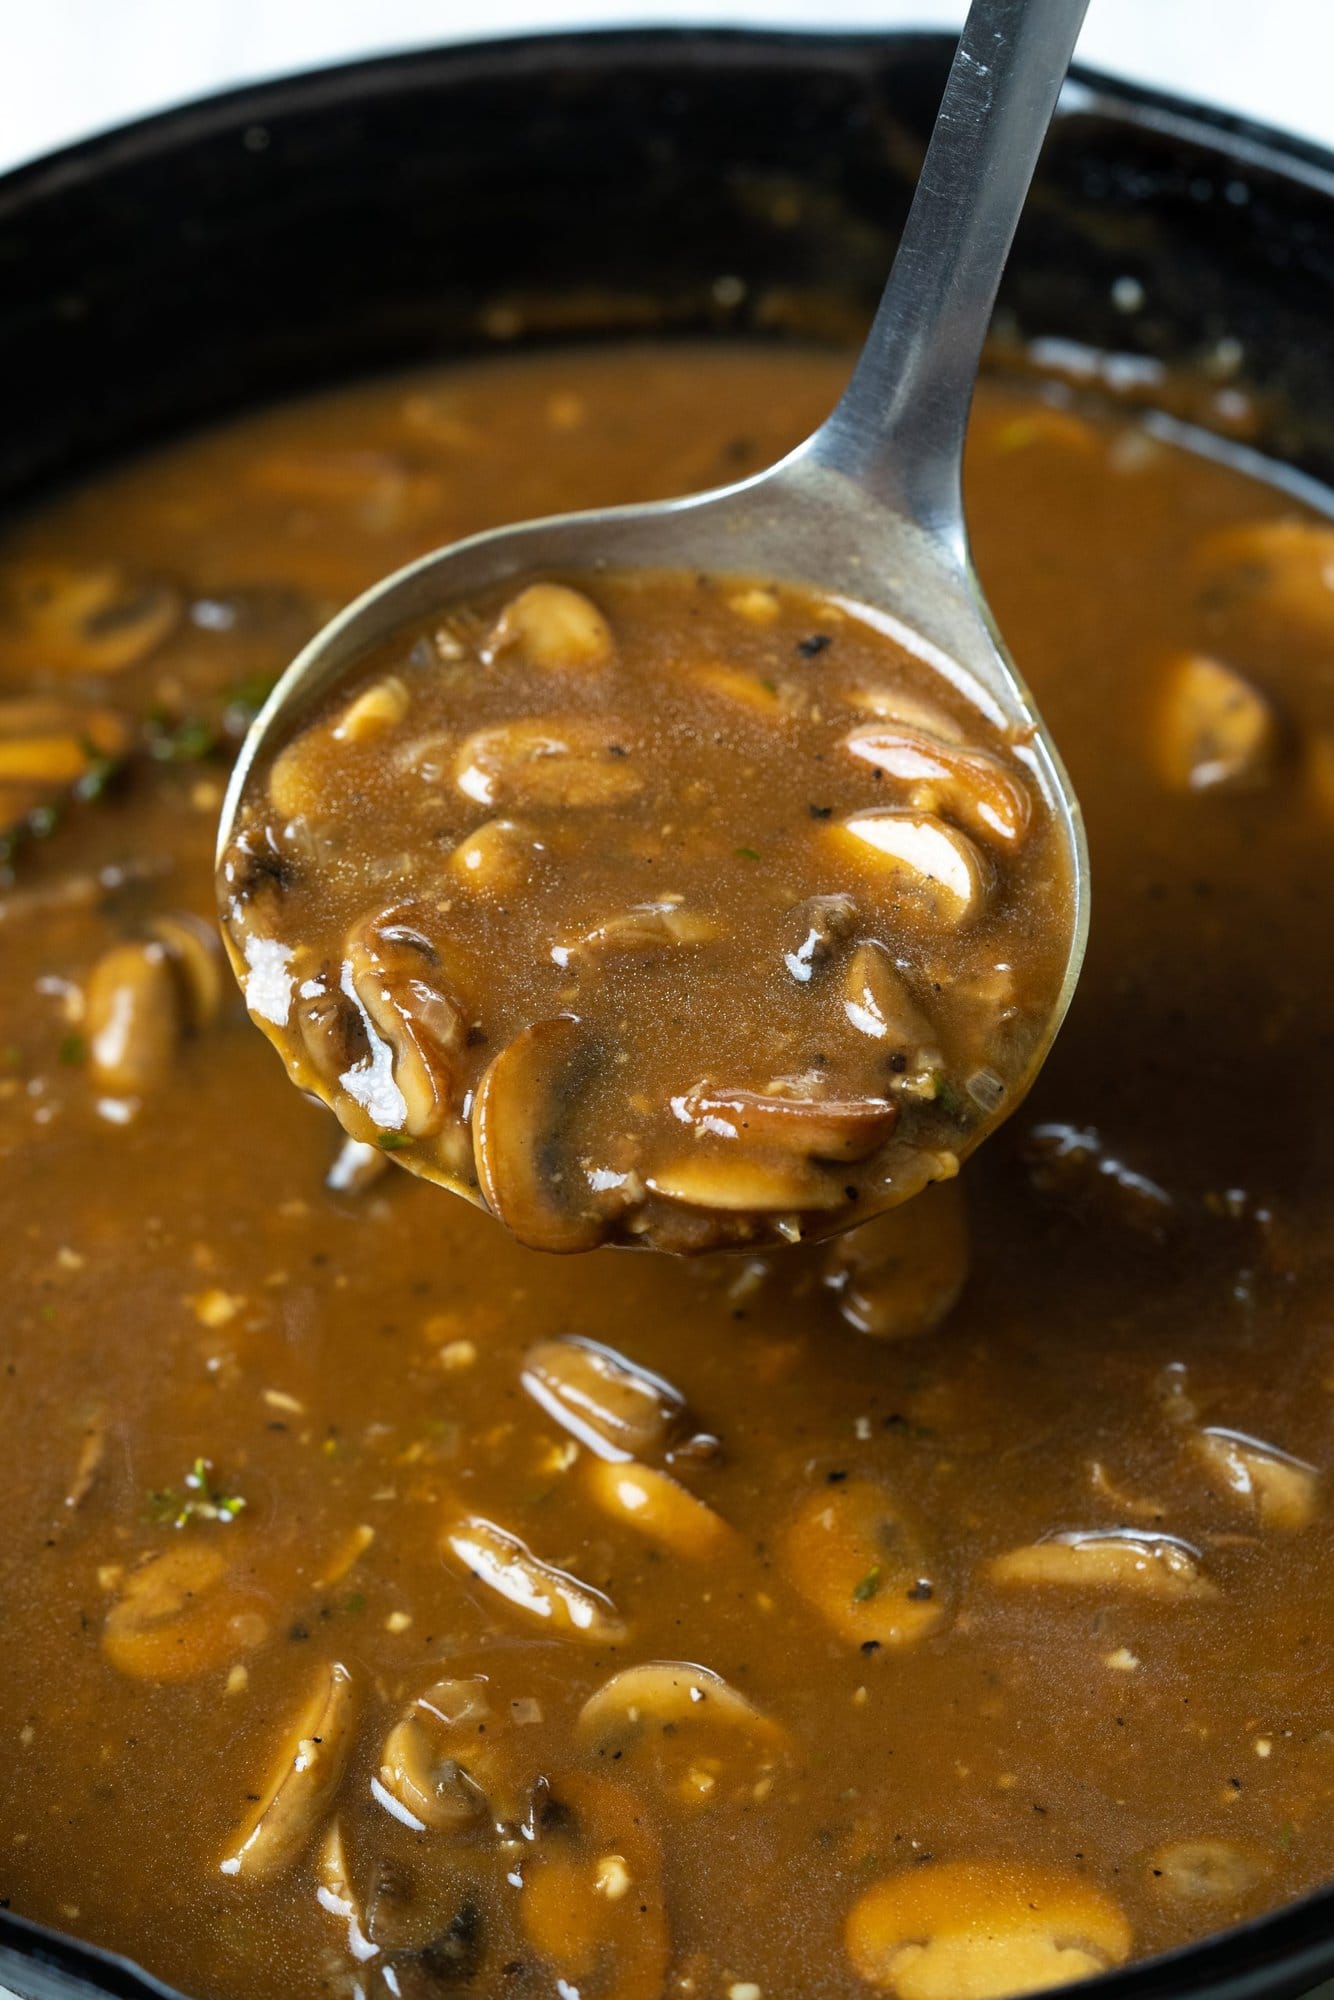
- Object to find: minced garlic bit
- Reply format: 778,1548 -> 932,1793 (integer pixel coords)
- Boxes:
439,1338 -> 477,1371
384,1610 -> 413,1634
594,1853 -> 632,1901
262,1388 -> 306,1415
1254,1737 -> 1273,1758
729,1984 -> 763,2000
226,1664 -> 249,1696
1105,1647 -> 1141,1671
192,1288 -> 243,1329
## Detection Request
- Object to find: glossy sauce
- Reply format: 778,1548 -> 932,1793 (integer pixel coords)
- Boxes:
220,567 -> 1072,1252
0,343 -> 1331,2000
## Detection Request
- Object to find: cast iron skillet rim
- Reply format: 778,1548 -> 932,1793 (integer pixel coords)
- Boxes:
2,24 -> 1334,210
1,25 -> 1333,2000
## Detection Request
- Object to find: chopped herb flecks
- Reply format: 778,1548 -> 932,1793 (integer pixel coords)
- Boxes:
147,1455 -> 246,1529
852,1565 -> 883,1603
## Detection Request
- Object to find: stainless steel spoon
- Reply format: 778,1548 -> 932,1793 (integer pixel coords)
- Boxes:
220,0 -> 1092,1077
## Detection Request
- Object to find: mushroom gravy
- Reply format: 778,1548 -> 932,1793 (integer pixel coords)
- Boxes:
1,342 -> 1333,2000
219,568 -> 1073,1252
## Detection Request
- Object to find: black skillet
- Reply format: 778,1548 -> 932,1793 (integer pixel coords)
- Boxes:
0,28 -> 1332,2000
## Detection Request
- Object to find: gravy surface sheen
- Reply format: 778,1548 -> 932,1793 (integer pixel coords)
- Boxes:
0,341 -> 1332,2000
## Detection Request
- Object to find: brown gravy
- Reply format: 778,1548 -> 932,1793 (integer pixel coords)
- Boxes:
0,341 -> 1331,2000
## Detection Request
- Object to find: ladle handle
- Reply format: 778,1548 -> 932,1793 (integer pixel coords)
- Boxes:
808,0 -> 1089,549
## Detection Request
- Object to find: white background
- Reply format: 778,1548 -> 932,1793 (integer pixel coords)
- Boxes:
2,2 -> 1332,1998
3,0 -> 1334,173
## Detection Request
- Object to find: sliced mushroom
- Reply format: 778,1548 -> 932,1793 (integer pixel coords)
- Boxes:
646,1154 -> 850,1216
1022,1123 -> 1177,1241
2,562 -> 180,674
584,1460 -> 734,1559
220,1661 -> 357,1881
576,1669 -> 783,1811
687,661 -> 798,717
345,908 -> 467,1141
521,1336 -> 687,1462
103,1542 -> 268,1682
473,1016 -> 610,1251
844,725 -> 1032,845
843,684 -> 965,742
363,1867 -> 484,1979
553,901 -> 719,965
1191,1427 -> 1320,1531
1146,1839 -> 1272,1906
454,716 -> 642,809
987,1530 -> 1216,1598
671,1081 -> 897,1163
296,973 -> 372,1091
447,816 -> 546,895
481,582 -> 614,673
842,942 -> 943,1079
846,1859 -> 1132,1997
521,1771 -> 669,2000
1151,651 -> 1277,793
828,811 -> 990,928
0,696 -> 131,836
314,1819 -> 377,1962
375,1677 -> 492,1831
824,1181 -> 969,1340
441,1512 -> 626,1642
148,913 -> 226,1030
267,728 -> 331,822
784,1477 -> 946,1648
331,675 -> 410,743
85,940 -> 184,1098
782,892 -> 859,983
1192,517 -> 1334,643
248,446 -> 441,526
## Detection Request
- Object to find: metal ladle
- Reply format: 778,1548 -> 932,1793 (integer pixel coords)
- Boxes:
220,0 -> 1092,1122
